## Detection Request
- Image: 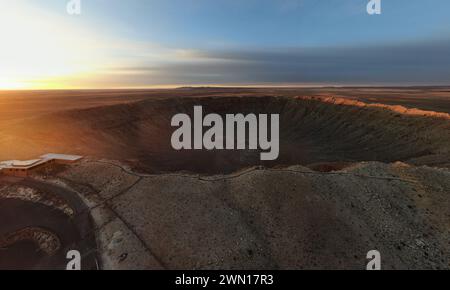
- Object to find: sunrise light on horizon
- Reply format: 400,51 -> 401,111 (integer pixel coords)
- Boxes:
2,0 -> 450,89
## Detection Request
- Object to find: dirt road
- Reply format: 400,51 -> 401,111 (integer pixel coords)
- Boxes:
0,177 -> 97,270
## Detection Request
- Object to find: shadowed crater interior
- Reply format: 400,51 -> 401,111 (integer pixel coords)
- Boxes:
2,96 -> 449,174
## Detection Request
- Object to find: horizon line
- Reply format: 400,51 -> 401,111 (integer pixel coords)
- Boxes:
2,84 -> 450,92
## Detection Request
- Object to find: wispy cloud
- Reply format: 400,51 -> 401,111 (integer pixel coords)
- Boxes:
3,0 -> 450,88
94,38 -> 450,87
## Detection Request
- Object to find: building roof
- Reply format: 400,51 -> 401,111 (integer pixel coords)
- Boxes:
0,159 -> 47,170
11,159 -> 42,167
40,153 -> 83,161
0,153 -> 83,172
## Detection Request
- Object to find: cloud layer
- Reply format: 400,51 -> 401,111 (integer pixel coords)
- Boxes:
100,38 -> 450,87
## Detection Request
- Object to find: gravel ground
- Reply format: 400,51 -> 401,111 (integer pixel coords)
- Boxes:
53,159 -> 450,270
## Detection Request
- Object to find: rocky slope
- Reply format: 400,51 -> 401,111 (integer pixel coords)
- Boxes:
0,96 -> 449,173
46,159 -> 450,270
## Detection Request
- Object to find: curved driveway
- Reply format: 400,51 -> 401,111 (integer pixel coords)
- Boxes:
0,177 -> 97,270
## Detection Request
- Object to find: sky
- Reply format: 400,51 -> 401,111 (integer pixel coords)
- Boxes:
1,0 -> 450,89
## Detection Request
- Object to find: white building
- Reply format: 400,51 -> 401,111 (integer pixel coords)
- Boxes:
0,154 -> 83,177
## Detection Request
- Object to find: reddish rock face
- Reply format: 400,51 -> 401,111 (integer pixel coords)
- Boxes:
1,95 -> 448,173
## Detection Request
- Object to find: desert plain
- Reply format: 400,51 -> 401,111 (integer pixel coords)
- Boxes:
0,87 -> 449,269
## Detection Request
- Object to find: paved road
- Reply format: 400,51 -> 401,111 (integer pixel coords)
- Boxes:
0,177 -> 97,270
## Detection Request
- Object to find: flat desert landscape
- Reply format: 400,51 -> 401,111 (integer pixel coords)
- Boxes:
0,87 -> 449,269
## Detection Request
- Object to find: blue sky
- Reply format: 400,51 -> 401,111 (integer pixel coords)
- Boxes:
2,0 -> 450,88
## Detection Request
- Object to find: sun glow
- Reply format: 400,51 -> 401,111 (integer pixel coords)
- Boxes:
0,78 -> 26,90
0,2 -> 106,89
